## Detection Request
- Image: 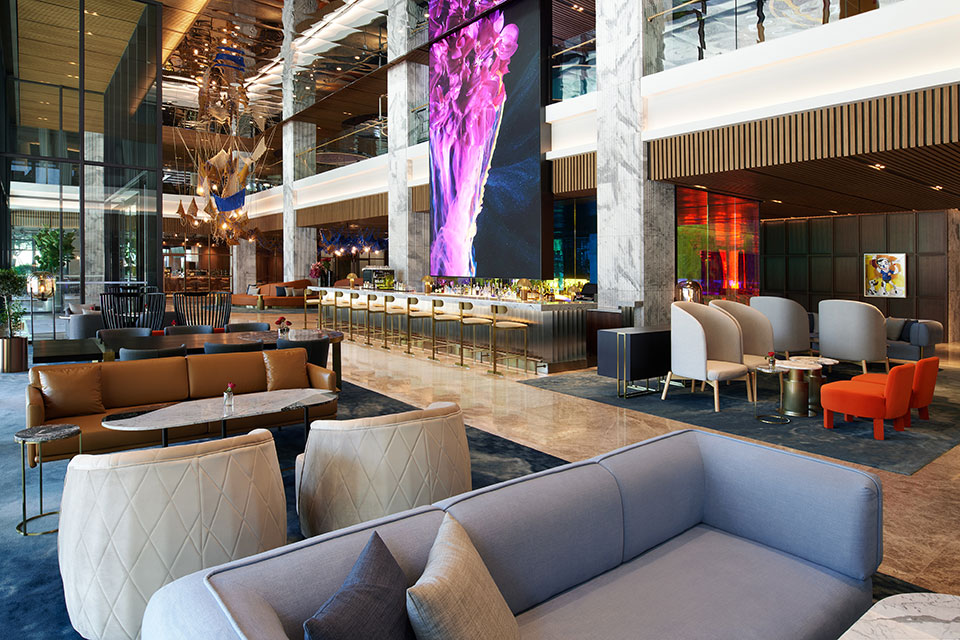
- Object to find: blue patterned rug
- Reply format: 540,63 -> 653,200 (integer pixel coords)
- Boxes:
0,371 -> 564,638
519,362 -> 960,475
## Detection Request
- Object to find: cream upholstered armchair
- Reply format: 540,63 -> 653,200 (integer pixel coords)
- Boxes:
296,401 -> 471,538
749,296 -> 811,356
58,430 -> 286,640
662,301 -> 752,412
710,299 -> 775,396
819,299 -> 889,374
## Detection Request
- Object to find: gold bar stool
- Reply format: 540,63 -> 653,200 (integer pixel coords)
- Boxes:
303,289 -> 321,328
365,292 -> 386,346
333,291 -> 349,331
489,304 -> 527,375
406,297 -> 433,355
457,302 -> 492,367
383,295 -> 405,349
431,300 -> 460,361
318,289 -> 336,330
349,292 -> 367,342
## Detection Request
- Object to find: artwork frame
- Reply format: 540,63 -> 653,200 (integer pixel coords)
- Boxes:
863,253 -> 907,298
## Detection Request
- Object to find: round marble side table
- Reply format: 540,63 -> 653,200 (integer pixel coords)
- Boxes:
776,360 -> 823,417
839,593 -> 960,639
14,424 -> 82,536
789,356 -> 840,414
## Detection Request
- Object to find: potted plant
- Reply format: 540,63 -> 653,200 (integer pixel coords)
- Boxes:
0,268 -> 28,372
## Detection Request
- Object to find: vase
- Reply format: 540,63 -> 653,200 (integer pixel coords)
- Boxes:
223,390 -> 234,413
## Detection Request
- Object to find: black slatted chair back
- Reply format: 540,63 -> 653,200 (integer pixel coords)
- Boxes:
173,291 -> 232,328
225,322 -> 269,333
277,336 -> 330,368
164,324 -> 213,336
100,292 -> 144,329
142,292 -> 166,331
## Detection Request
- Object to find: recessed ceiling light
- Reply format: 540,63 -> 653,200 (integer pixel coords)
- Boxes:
871,163 -> 885,170
931,185 -> 944,191
693,184 -> 706,189
829,210 -> 838,214
336,66 -> 342,71
354,55 -> 360,60
771,199 -> 782,204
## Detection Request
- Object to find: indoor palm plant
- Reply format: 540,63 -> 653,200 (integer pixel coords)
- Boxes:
0,268 -> 28,372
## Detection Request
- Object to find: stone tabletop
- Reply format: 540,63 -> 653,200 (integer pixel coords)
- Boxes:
839,593 -> 960,639
15,424 -> 81,443
790,355 -> 840,366
776,359 -> 823,371
102,388 -> 338,432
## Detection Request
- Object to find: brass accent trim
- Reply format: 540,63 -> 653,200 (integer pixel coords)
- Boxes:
649,83 -> 960,181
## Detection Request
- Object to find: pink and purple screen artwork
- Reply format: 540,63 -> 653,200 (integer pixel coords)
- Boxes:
428,2 -> 519,277
428,0 -> 510,39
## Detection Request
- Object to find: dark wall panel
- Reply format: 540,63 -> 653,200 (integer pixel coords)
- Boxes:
761,210 -> 949,335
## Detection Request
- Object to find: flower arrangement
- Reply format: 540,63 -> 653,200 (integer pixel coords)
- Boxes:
767,351 -> 777,368
275,316 -> 292,337
428,9 -> 519,276
223,382 -> 235,412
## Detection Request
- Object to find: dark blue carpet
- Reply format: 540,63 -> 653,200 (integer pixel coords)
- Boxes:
519,362 -> 960,475
0,371 -> 565,638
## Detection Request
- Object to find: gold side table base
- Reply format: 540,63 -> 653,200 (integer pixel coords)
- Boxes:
16,511 -> 59,536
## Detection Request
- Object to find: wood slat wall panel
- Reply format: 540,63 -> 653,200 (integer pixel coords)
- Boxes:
412,184 -> 430,212
297,193 -> 388,227
650,83 -> 960,180
552,152 -> 597,195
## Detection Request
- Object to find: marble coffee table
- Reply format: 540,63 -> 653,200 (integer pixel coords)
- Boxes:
839,593 -> 960,639
103,388 -> 337,447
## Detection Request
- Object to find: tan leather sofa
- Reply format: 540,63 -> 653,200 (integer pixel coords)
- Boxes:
25,349 -> 337,466
233,278 -> 318,308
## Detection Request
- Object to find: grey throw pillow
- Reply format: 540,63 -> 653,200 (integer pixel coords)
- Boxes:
406,514 -> 519,640
886,317 -> 906,341
246,284 -> 260,296
304,532 -> 414,640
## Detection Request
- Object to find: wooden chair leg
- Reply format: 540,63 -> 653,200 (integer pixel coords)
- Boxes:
872,418 -> 885,440
861,360 -> 868,374
661,372 -> 673,400
745,375 -> 753,403
884,358 -> 890,373
713,382 -> 720,412
824,409 -> 834,429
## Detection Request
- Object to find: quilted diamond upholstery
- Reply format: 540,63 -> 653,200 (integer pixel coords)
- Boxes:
296,402 -> 471,538
58,429 -> 287,640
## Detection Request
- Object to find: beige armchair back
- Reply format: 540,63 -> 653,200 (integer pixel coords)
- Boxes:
671,301 -> 743,380
58,430 -> 286,640
818,300 -> 887,369
749,296 -> 811,354
710,299 -> 774,357
296,401 -> 471,537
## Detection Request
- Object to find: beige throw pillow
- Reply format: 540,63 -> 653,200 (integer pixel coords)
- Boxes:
406,514 -> 519,640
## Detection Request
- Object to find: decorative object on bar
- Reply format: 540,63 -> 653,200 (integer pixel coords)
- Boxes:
0,268 -> 28,372
28,272 -> 56,340
864,253 -> 906,298
172,291 -> 232,328
422,275 -> 434,294
517,278 -> 533,301
346,273 -> 359,289
675,279 -> 703,303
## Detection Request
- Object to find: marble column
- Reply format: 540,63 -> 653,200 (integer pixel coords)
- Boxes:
596,0 -> 676,327
83,133 -> 105,304
386,0 -> 430,287
231,238 -> 257,294
281,0 -> 317,281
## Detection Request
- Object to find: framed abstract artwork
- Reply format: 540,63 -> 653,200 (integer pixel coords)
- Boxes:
863,253 -> 906,298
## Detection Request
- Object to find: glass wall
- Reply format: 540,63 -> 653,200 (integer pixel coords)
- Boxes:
553,197 -> 597,285
0,0 -> 161,330
676,186 -> 759,303
645,0 -> 903,75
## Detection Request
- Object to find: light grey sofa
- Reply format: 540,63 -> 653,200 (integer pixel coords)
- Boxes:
143,430 -> 882,640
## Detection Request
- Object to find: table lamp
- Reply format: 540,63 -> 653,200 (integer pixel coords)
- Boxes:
421,275 -> 434,294
516,278 -> 533,301
346,273 -> 359,289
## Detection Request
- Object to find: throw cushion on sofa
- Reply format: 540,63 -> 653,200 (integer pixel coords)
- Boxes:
263,349 -> 310,391
899,320 -> 917,342
275,286 -> 287,297
246,284 -> 260,296
304,532 -> 414,640
406,513 -> 519,640
38,365 -> 106,419
885,317 -> 906,341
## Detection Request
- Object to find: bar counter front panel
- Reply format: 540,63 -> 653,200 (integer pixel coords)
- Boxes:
309,287 -> 595,368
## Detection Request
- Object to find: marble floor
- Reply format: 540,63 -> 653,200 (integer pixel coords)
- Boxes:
237,309 -> 960,595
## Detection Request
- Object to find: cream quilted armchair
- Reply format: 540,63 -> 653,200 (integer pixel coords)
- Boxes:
296,401 -> 471,537
58,429 -> 286,640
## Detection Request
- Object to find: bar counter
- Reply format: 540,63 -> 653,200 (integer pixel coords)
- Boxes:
308,286 -> 596,370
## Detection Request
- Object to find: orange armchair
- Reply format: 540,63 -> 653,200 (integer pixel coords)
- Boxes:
851,356 -> 939,428
821,362 -> 915,440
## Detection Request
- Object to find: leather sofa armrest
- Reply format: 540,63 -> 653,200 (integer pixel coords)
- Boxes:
26,385 -> 44,428
911,320 -> 943,347
306,363 -> 336,391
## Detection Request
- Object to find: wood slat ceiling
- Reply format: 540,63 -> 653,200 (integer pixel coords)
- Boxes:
668,142 -> 960,219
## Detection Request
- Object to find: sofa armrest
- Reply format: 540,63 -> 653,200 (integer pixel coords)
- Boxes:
696,432 -> 882,582
911,320 -> 943,347
306,363 -> 336,391
26,385 -> 44,428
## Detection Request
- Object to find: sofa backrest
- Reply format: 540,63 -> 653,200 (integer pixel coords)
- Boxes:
100,358 -> 189,408
186,351 -> 269,398
260,279 -> 311,297
436,462 -> 624,615
204,507 -> 444,640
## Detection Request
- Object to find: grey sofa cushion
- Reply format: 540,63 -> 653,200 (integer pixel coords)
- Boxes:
885,317 -> 906,341
516,525 -> 872,640
437,462 -> 623,615
202,507 -> 444,640
596,431 -> 704,563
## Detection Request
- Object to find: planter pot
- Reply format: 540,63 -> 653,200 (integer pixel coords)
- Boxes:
0,336 -> 28,373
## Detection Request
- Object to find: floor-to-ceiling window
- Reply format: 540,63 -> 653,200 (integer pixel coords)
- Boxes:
0,0 -> 161,334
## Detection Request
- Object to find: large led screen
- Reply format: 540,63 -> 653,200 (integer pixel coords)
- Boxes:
429,0 -> 544,278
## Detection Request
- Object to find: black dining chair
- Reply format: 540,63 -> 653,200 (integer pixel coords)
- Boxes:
277,336 -> 330,368
99,292 -> 144,329
173,291 -> 232,329
203,340 -> 264,354
118,344 -> 187,361
140,292 -> 167,331
97,327 -> 152,342
225,322 -> 269,333
164,325 -> 213,336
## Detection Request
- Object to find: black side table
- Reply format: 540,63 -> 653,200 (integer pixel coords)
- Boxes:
14,424 -> 82,536
597,326 -> 671,397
